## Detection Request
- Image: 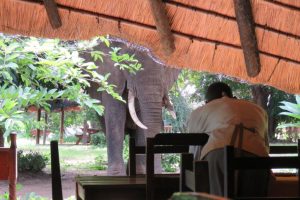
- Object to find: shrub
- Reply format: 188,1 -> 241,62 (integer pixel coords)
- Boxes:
22,192 -> 47,200
91,155 -> 107,170
0,193 -> 8,200
162,154 -> 180,172
18,150 -> 49,172
90,132 -> 106,147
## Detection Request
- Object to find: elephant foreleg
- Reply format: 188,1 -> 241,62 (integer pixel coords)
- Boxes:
103,94 -> 126,176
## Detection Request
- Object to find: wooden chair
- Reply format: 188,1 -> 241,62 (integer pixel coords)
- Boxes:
224,145 -> 300,199
128,133 -> 145,176
146,133 -> 209,200
0,133 -> 17,200
50,140 -> 63,200
180,153 -> 210,193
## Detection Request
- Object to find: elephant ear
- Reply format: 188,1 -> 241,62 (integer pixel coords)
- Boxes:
80,39 -> 129,97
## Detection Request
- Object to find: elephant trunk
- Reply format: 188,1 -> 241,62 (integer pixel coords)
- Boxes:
139,101 -> 163,138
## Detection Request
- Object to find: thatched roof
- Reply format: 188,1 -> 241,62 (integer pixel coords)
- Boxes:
1,0 -> 300,93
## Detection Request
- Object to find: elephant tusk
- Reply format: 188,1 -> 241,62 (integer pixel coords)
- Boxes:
169,110 -> 177,119
128,91 -> 148,130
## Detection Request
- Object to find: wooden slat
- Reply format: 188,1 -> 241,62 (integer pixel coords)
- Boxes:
0,134 -> 17,200
269,145 -> 298,154
153,133 -> 209,145
0,151 -> 9,180
233,0 -> 260,77
43,0 -> 62,29
274,0 -> 300,9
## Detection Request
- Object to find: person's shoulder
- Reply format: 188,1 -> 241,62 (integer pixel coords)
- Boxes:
235,99 -> 266,112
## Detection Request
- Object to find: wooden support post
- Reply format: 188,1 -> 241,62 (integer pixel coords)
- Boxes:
43,0 -> 62,29
9,133 -> 17,200
82,120 -> 88,144
233,0 -> 260,77
50,141 -> 63,200
43,112 -> 48,145
147,0 -> 175,56
59,108 -> 64,144
36,108 -> 42,145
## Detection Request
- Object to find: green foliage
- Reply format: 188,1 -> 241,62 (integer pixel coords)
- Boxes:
90,132 -> 106,147
0,193 -> 8,200
0,193 -> 47,200
178,70 -> 252,103
163,91 -> 192,133
123,135 -> 129,162
91,154 -> 107,170
109,47 -> 142,74
162,154 -> 180,172
21,193 -> 47,200
0,34 -> 142,137
278,95 -> 300,128
18,150 -> 49,172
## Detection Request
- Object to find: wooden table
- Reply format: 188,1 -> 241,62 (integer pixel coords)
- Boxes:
76,175 -> 180,200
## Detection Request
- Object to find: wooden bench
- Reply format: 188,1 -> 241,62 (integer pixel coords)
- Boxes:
75,128 -> 99,145
0,133 -> 17,200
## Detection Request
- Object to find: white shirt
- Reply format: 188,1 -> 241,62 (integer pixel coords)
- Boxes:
188,97 -> 269,160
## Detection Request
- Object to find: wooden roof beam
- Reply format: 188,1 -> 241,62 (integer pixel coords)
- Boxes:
43,0 -> 62,29
233,0 -> 260,77
147,0 -> 175,56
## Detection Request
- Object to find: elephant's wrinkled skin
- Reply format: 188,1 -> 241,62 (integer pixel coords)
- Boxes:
83,39 -> 180,175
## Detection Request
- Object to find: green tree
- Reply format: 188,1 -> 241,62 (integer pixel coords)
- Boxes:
0,34 -> 141,146
169,70 -> 295,141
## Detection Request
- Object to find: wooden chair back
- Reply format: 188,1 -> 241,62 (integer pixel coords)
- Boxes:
269,145 -> 298,154
146,133 -> 209,200
128,133 -> 145,176
0,133 -> 17,200
224,144 -> 300,199
50,140 -> 63,200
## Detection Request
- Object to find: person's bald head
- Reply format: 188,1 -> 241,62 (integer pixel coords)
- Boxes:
205,82 -> 233,103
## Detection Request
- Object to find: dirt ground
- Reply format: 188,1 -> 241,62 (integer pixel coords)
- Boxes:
0,169 -> 107,199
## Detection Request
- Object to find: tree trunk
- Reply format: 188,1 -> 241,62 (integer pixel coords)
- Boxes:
0,128 -> 4,147
251,85 -> 277,140
251,85 -> 268,110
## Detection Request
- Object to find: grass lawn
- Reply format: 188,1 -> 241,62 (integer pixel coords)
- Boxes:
17,138 -> 108,172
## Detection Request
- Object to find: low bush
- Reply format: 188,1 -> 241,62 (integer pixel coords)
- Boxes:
90,132 -> 106,147
90,155 -> 107,170
162,154 -> 180,172
18,150 -> 49,172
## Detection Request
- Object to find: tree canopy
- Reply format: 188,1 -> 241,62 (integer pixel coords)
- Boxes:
0,34 -> 141,137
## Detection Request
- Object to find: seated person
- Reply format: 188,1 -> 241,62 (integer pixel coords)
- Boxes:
188,82 -> 269,197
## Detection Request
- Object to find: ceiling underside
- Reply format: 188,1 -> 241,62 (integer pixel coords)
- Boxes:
0,0 -> 300,93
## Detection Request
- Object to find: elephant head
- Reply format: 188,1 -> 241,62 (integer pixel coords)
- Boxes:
82,38 -> 180,175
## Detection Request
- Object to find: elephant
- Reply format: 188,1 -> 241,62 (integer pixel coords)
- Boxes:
82,38 -> 180,175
